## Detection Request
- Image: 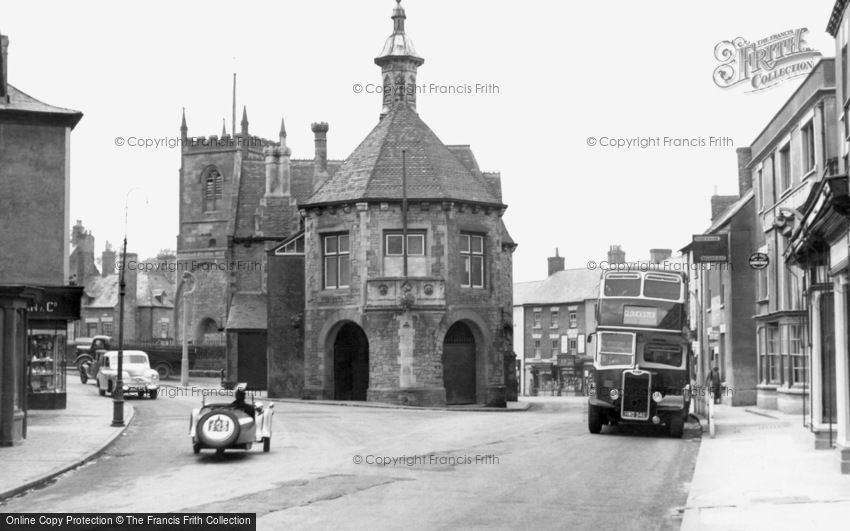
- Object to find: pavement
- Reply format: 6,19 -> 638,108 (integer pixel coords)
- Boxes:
0,373 -> 135,501
681,403 -> 850,530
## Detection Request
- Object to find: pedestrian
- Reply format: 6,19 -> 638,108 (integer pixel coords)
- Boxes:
705,367 -> 722,405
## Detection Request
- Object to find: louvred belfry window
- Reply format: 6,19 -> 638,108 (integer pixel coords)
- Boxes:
203,167 -> 223,211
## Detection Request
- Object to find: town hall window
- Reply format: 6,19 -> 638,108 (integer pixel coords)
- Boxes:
460,233 -> 484,288
384,231 -> 425,256
323,233 -> 350,289
202,166 -> 223,211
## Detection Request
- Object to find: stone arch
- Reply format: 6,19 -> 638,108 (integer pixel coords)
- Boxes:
437,310 -> 492,405
316,310 -> 369,400
194,317 -> 220,345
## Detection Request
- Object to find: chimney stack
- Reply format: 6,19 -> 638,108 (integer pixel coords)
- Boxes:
710,195 -> 738,221
0,33 -> 8,102
72,220 -> 86,246
547,248 -> 565,276
736,147 -> 753,196
649,248 -> 672,264
102,242 -> 116,277
311,122 -> 329,190
607,245 -> 625,265
546,247 -> 564,277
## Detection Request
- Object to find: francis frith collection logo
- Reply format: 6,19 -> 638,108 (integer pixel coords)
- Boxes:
713,28 -> 822,92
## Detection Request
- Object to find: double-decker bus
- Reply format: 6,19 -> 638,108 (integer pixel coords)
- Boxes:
587,270 -> 692,437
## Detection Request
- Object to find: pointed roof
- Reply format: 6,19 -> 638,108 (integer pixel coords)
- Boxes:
0,85 -> 82,128
304,103 -> 503,206
279,117 -> 287,138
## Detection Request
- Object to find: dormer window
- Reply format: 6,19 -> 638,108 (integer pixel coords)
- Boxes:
202,166 -> 223,211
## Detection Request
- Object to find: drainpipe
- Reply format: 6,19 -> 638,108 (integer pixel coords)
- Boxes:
402,149 -> 408,279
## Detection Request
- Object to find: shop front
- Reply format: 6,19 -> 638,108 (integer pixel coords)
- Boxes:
787,172 -> 850,472
26,287 -> 83,410
1,286 -> 43,446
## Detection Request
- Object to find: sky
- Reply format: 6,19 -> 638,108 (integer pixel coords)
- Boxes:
1,0 -> 841,282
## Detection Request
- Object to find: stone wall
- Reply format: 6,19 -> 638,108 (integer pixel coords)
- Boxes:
0,123 -> 68,285
302,201 -> 510,406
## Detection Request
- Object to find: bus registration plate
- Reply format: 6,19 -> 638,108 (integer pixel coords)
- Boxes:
622,411 -> 648,419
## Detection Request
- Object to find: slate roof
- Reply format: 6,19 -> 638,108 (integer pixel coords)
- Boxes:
500,220 -> 515,247
137,273 -> 174,308
290,159 -> 343,203
235,161 -> 266,239
82,272 -> 174,309
513,268 -> 601,306
83,276 -> 119,308
1,85 -> 82,128
225,292 -> 267,330
304,104 -> 504,207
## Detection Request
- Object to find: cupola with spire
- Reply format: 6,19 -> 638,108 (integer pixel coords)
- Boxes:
374,0 -> 424,119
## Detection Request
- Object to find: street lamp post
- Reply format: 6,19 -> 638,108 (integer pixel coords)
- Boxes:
112,187 -> 144,427
181,271 -> 196,387
111,234 -> 128,427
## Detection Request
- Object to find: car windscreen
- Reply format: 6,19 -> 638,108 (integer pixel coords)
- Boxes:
641,342 -> 684,367
125,355 -> 148,364
597,332 -> 634,367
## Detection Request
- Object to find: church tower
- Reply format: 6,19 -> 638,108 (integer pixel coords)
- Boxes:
375,0 -> 424,118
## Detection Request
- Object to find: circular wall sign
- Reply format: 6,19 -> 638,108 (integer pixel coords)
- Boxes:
748,252 -> 769,270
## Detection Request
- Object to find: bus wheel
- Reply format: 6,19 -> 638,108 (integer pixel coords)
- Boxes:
669,413 -> 685,438
588,405 -> 603,434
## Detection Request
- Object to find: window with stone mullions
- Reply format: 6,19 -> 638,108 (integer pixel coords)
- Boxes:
323,234 -> 350,289
460,233 -> 484,288
385,232 -> 425,256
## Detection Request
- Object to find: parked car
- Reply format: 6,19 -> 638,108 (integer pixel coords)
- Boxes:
73,335 -> 196,381
188,387 -> 274,455
74,335 -> 111,384
95,350 -> 159,399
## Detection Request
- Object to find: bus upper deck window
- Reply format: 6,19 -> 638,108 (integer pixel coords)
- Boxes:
644,277 -> 681,300
604,278 -> 640,297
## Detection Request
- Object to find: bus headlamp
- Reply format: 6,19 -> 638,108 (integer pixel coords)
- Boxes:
609,388 -> 619,400
652,391 -> 663,403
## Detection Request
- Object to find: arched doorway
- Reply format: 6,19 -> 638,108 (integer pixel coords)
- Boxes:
194,317 -> 222,345
333,323 -> 369,401
443,322 -> 477,405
